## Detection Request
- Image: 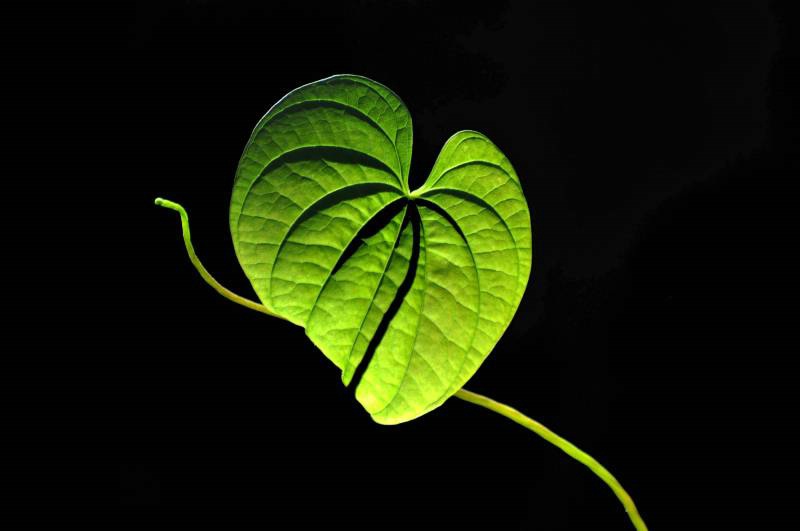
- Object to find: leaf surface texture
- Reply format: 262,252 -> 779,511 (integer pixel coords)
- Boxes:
230,75 -> 532,424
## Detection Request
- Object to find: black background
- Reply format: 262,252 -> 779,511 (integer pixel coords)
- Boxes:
13,1 -> 800,529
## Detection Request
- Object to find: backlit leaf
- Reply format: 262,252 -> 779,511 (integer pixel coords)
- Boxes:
229,75 -> 532,424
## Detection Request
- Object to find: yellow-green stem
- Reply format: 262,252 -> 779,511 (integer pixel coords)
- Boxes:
154,197 -> 287,321
155,197 -> 647,530
454,388 -> 648,531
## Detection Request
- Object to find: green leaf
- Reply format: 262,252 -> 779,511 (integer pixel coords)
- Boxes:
230,75 -> 532,424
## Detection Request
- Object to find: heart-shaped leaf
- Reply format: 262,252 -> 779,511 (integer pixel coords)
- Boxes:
230,75 -> 532,424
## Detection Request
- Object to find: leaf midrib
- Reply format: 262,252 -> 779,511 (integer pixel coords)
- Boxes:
341,207 -> 409,385
367,201 -> 491,416
414,201 -> 484,404
368,210 -> 429,416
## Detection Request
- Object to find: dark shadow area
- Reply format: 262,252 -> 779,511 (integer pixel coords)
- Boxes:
256,145 -> 400,184
260,98 -> 399,148
274,182 -> 402,249
349,203 -> 421,391
328,198 -> 407,279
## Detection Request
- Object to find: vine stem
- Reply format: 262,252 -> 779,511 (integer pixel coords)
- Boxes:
154,198 -> 288,321
453,388 -> 648,531
155,197 -> 647,530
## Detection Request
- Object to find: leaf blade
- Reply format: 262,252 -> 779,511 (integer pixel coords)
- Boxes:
230,77 -> 531,424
